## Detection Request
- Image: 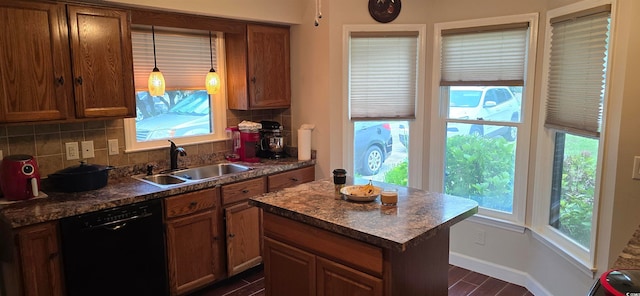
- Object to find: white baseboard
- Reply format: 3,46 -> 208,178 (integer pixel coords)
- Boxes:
450,252 -> 553,296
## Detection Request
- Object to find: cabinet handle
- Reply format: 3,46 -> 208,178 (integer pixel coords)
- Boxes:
49,252 -> 58,260
250,77 -> 256,83
56,76 -> 65,85
76,76 -> 83,85
290,177 -> 299,182
242,189 -> 249,194
229,233 -> 235,238
189,201 -> 197,208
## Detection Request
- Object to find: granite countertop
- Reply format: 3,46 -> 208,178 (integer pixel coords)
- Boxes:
250,178 -> 478,252
613,225 -> 640,269
0,158 -> 315,229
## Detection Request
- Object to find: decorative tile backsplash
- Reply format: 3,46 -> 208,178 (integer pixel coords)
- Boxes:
0,108 -> 291,177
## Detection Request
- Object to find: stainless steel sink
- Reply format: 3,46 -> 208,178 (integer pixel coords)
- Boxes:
141,174 -> 187,185
134,163 -> 252,187
170,163 -> 251,180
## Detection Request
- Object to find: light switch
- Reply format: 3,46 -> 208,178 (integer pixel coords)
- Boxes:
108,139 -> 119,155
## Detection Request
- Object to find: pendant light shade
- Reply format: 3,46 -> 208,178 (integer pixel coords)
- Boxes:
148,26 -> 165,97
205,31 -> 220,94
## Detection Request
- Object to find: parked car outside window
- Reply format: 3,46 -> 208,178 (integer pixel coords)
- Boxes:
354,122 -> 393,176
447,86 -> 520,141
135,90 -> 212,141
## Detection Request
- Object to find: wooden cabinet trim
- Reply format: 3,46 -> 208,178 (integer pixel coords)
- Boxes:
263,212 -> 383,277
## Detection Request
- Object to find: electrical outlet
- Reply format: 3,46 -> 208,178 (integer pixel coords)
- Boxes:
633,156 -> 640,180
66,142 -> 80,160
474,230 -> 486,246
108,139 -> 119,155
81,141 -> 95,158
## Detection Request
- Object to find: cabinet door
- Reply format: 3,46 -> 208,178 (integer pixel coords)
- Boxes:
247,25 -> 290,109
67,5 -> 135,118
16,222 -> 64,296
224,202 -> 262,276
316,257 -> 383,296
263,237 -> 315,296
0,1 -> 72,122
166,209 -> 222,296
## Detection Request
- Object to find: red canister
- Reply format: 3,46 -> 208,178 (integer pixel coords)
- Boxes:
0,155 -> 40,201
600,269 -> 640,296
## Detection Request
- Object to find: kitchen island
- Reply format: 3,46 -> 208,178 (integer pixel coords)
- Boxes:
250,179 -> 478,296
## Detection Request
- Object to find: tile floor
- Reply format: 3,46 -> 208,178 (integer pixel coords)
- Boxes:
190,265 -> 534,296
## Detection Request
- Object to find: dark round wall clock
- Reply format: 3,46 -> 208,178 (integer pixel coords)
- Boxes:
368,0 -> 402,23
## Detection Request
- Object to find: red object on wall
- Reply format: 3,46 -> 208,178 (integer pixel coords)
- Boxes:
0,155 -> 41,201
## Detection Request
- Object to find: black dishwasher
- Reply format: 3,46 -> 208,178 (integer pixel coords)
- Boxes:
59,199 -> 168,296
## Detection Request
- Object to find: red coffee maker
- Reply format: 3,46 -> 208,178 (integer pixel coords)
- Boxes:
0,155 -> 41,201
239,130 -> 260,163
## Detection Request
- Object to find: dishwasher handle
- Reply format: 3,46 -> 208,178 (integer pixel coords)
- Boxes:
90,212 -> 153,230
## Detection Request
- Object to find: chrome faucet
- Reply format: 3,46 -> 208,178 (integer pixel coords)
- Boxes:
169,140 -> 187,171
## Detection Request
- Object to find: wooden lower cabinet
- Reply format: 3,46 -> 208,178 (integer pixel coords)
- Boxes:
263,237 -> 315,296
0,221 -> 64,296
263,237 -> 382,296
221,177 -> 266,277
164,188 -> 223,296
316,257 -> 382,296
224,202 -> 262,276
263,212 -> 450,296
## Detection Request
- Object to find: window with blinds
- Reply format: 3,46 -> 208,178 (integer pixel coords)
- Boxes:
349,32 -> 418,119
440,23 -> 528,86
544,6 -> 611,138
132,26 -> 218,90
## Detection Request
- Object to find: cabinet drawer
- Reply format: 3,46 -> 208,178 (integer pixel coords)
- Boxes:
165,188 -> 219,219
264,212 -> 383,277
221,177 -> 266,206
267,166 -> 315,192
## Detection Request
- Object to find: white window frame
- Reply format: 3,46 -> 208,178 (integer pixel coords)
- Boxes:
429,13 -> 539,225
342,24 -> 426,188
532,0 -> 616,273
124,31 -> 228,152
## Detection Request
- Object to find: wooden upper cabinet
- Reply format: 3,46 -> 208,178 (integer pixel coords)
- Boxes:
0,1 -> 72,123
226,24 -> 291,110
0,1 -> 135,124
67,5 -> 135,119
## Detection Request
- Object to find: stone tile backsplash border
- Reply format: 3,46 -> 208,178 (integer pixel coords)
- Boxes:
0,108 -> 292,177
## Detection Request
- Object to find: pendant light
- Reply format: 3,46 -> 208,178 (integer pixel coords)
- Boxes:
205,31 -> 220,95
148,25 -> 165,97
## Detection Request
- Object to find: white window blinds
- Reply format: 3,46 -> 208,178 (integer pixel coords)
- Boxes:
544,6 -> 611,138
132,26 -> 217,90
440,23 -> 528,86
349,32 -> 418,119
